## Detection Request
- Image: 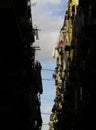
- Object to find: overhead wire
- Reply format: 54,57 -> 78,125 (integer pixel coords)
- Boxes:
42,78 -> 54,81
41,97 -> 54,102
41,68 -> 55,81
42,123 -> 49,125
42,68 -> 55,72
41,112 -> 51,115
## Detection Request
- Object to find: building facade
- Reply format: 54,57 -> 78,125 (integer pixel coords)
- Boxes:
49,0 -> 96,129
0,0 -> 43,130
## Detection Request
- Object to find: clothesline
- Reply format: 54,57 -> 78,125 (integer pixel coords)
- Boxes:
42,68 -> 55,72
42,78 -> 54,81
41,97 -> 54,102
41,112 -> 51,115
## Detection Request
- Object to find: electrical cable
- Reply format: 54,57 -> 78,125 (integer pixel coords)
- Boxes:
41,97 -> 54,102
42,68 -> 55,72
42,123 -> 49,125
41,112 -> 51,115
42,78 -> 54,81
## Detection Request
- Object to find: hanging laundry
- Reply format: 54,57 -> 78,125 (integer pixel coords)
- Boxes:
59,30 -> 64,42
33,61 -> 43,94
59,40 -> 63,48
52,46 -> 59,58
35,29 -> 39,40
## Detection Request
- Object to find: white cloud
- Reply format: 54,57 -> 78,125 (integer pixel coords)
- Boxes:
39,0 -> 61,4
32,13 -> 64,61
31,0 -> 65,61
38,15 -> 63,31
34,31 -> 59,61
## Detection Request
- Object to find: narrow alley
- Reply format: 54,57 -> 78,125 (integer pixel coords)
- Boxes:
0,0 -> 96,130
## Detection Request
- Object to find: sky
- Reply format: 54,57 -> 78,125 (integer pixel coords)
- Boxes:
31,0 -> 68,129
